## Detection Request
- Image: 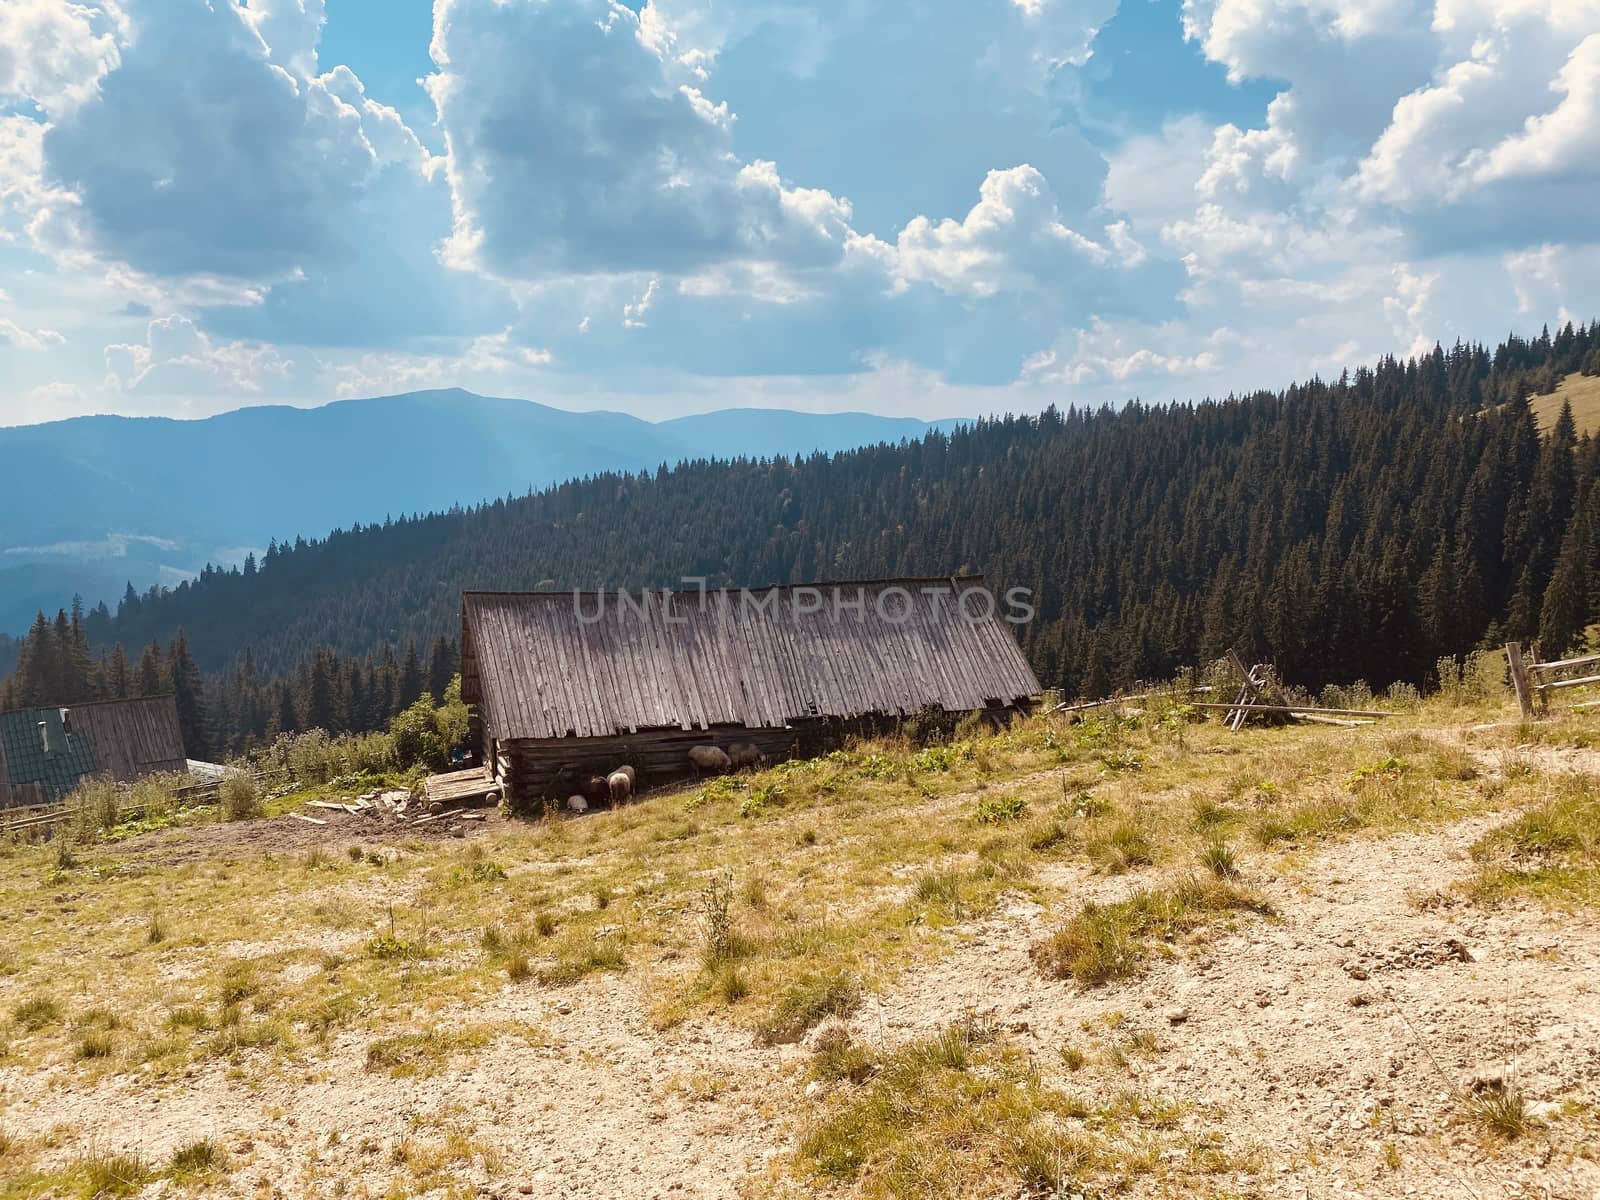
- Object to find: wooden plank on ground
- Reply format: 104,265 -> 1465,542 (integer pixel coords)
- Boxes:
1188,702 -> 1394,718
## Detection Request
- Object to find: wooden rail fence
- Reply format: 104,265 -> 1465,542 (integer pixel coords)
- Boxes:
1505,641 -> 1600,719
0,777 -> 223,839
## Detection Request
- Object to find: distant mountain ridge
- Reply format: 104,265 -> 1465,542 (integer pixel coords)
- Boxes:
0,389 -> 965,632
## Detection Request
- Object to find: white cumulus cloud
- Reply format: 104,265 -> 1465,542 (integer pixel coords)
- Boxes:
104,314 -> 298,394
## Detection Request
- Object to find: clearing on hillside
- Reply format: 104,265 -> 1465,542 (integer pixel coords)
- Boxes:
0,685 -> 1597,1199
1532,371 -> 1600,434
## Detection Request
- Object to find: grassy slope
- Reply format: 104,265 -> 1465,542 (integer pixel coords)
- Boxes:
0,684 -> 1597,1197
1532,372 -> 1600,434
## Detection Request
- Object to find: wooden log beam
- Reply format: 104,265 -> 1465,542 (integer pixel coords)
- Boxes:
1527,652 -> 1600,674
1049,686 -> 1214,714
1534,672 -> 1600,692
1188,702 -> 1395,718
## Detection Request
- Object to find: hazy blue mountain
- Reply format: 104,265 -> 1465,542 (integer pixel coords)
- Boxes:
0,389 -> 963,632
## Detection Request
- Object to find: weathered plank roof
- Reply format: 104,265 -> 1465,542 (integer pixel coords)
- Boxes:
70,695 -> 188,780
0,695 -> 186,804
463,577 -> 1042,741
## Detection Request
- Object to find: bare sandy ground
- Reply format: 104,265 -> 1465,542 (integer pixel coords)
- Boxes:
3,746 -> 1597,1198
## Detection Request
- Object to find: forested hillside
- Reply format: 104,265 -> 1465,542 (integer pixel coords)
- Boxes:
4,324 -> 1600,758
0,389 -> 961,634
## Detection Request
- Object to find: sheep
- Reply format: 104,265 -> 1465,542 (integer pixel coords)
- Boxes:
566,794 -> 588,814
607,769 -> 633,806
613,764 -> 636,789
687,744 -> 732,776
728,742 -> 763,770
578,774 -> 610,801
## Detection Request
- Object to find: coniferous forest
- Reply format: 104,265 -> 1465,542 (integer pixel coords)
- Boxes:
4,324 -> 1600,759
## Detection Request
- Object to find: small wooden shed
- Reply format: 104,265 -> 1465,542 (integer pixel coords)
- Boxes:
0,694 -> 188,807
460,577 -> 1042,811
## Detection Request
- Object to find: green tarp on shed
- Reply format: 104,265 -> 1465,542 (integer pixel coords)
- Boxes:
0,708 -> 101,803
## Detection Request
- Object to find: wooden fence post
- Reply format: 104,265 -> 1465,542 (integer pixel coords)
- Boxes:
1506,641 -> 1534,720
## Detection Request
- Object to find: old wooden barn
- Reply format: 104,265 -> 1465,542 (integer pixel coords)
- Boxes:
0,695 -> 188,808
460,577 -> 1042,811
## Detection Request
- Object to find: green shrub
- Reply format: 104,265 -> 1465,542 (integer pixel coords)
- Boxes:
974,794 -> 1026,824
389,698 -> 450,772
740,785 -> 785,818
219,772 -> 262,821
367,934 -> 430,962
245,728 -> 398,788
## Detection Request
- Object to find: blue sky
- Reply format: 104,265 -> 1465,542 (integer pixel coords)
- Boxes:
1,0 -> 1597,425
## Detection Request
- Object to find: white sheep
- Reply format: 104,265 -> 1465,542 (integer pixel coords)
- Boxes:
607,769 -> 633,806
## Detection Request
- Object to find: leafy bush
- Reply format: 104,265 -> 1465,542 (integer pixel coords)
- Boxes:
219,771 -> 262,821
739,785 -> 784,818
389,678 -> 472,773
248,728 -> 397,788
389,698 -> 449,772
974,794 -> 1026,824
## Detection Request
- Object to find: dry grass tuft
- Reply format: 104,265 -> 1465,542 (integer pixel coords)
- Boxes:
72,1145 -> 152,1196
1032,874 -> 1272,985
168,1136 -> 228,1179
1465,1082 -> 1536,1140
756,972 -> 863,1046
1469,779 -> 1599,906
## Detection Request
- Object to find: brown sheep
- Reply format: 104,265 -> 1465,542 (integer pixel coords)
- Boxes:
607,769 -> 633,806
687,744 -> 732,775
613,764 -> 637,789
728,742 -> 763,770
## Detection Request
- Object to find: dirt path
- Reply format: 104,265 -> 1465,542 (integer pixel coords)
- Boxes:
864,814 -> 1600,1198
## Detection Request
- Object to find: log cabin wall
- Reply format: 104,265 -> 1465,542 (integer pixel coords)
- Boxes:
493,707 -> 1023,809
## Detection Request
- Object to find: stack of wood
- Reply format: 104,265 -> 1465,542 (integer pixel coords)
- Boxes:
1184,650 -> 1393,729
290,785 -> 493,828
